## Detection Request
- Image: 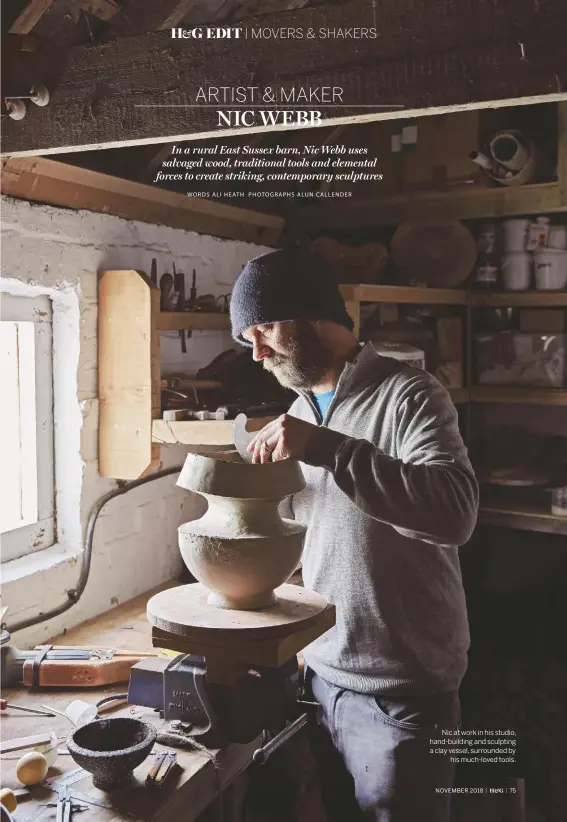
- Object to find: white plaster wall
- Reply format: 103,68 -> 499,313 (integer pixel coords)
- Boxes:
0,195 -> 272,647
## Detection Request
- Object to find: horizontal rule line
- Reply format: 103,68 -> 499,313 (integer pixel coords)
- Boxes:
133,104 -> 405,108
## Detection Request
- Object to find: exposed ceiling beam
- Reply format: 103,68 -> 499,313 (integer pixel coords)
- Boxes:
143,144 -> 175,180
1,157 -> 284,245
2,0 -> 567,156
9,0 -> 53,34
158,0 -> 200,30
71,0 -> 121,21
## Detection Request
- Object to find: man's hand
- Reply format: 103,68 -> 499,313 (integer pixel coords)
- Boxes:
247,414 -> 318,463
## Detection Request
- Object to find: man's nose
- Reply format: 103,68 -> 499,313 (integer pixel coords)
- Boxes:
252,339 -> 271,362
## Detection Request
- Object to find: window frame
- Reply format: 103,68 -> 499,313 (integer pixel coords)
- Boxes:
1,293 -> 55,563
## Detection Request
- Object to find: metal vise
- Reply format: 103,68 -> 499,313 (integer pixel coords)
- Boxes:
128,654 -> 299,748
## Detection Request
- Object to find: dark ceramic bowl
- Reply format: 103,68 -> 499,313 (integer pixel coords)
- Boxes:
67,717 -> 157,791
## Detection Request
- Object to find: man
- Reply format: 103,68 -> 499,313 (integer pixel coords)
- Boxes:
229,247 -> 479,822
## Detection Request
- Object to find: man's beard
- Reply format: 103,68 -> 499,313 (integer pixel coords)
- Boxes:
263,320 -> 334,390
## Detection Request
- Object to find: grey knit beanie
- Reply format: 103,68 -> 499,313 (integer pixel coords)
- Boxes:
230,248 -> 353,346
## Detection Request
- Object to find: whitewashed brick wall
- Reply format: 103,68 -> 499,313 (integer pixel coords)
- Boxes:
0,196 -> 271,646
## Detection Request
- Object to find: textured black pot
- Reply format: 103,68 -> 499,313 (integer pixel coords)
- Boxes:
67,717 -> 157,791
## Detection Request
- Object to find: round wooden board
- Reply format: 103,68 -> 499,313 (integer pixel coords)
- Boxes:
147,583 -> 329,639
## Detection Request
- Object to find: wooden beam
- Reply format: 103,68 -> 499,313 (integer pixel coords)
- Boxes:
152,417 -> 275,446
143,144 -> 175,180
298,180 -> 567,230
71,0 -> 120,21
156,311 -> 230,331
8,0 -> 53,34
478,503 -> 567,535
158,0 -> 199,30
0,157 -> 283,245
2,0 -> 567,155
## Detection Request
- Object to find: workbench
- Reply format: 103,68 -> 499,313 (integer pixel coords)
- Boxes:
0,583 -> 260,822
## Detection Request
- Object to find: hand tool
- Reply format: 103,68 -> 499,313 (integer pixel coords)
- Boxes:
173,263 -> 187,353
70,789 -> 139,819
189,269 -> 197,307
233,413 -> 257,462
252,713 -> 310,765
46,768 -> 89,791
159,272 -> 176,311
146,751 -> 177,787
0,699 -> 55,717
128,653 -> 300,747
1,632 -> 158,688
150,257 -> 158,286
40,785 -> 88,821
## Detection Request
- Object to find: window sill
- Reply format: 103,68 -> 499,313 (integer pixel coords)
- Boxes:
1,544 -> 83,634
2,542 -> 82,584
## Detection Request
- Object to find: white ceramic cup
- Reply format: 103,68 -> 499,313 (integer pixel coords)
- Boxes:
501,252 -> 532,290
65,699 -> 98,727
502,219 -> 530,252
551,487 -> 567,517
533,248 -> 567,290
548,225 -> 567,249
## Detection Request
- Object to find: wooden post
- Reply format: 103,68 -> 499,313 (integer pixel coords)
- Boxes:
98,269 -> 161,480
345,299 -> 361,339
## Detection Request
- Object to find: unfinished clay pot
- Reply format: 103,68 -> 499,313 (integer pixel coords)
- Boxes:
67,718 -> 156,791
177,452 -> 306,610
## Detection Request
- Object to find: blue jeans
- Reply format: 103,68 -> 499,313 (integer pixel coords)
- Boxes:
307,670 -> 461,822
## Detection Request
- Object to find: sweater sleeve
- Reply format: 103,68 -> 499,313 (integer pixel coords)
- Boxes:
302,376 -> 479,547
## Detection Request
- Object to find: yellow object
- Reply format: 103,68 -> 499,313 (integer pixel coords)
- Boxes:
16,751 -> 48,785
0,788 -> 17,813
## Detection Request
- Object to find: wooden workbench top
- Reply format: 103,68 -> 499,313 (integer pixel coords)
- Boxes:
0,583 -> 259,822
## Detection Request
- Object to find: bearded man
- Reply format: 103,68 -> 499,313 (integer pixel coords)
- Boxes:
229,248 -> 478,822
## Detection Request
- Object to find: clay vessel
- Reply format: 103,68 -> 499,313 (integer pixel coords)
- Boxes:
177,452 -> 306,609
67,718 -> 156,791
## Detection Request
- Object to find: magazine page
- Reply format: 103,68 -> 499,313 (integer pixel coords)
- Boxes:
1,4 -> 567,822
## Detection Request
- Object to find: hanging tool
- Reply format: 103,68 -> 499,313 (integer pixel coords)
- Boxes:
189,269 -> 197,308
150,258 -> 158,287
173,262 -> 187,353
159,271 -> 176,311
0,698 -> 55,717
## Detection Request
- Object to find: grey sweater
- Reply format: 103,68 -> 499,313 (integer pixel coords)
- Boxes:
287,343 -> 479,695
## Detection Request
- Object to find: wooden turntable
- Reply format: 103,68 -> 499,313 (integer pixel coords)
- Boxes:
147,582 -> 335,683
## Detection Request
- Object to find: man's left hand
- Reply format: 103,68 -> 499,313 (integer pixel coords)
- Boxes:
247,414 -> 318,463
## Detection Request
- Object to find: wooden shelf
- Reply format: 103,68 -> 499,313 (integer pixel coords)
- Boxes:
157,312 -> 230,332
472,291 -> 567,308
339,284 -> 467,305
304,181 -> 567,230
152,416 -> 276,446
470,386 -> 567,406
478,502 -> 567,535
449,388 -> 469,405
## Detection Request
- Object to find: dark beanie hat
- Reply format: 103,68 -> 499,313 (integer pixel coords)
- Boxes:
230,248 -> 354,346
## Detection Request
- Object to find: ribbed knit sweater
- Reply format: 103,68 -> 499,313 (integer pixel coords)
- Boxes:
286,343 -> 479,695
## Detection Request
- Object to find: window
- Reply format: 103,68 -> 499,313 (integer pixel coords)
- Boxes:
1,293 -> 55,562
